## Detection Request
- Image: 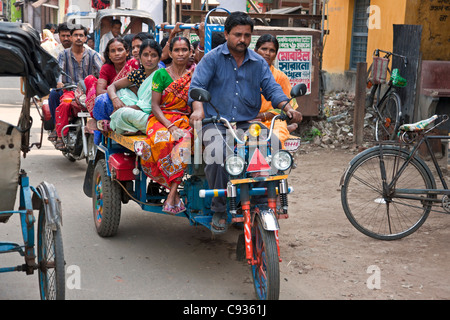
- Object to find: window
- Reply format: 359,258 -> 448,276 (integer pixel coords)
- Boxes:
350,0 -> 370,70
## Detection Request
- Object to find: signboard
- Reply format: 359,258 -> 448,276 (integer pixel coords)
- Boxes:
275,35 -> 312,94
250,34 -> 312,94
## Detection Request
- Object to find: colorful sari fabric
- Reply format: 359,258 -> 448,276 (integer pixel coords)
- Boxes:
140,68 -> 194,189
109,69 -> 157,134
260,65 -> 298,147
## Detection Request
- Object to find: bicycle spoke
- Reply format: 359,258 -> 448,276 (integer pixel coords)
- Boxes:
342,148 -> 433,240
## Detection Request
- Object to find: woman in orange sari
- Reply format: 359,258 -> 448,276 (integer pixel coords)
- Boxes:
140,36 -> 195,215
254,34 -> 299,147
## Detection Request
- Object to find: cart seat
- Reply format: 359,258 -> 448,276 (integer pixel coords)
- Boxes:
106,131 -> 146,152
0,120 -> 22,222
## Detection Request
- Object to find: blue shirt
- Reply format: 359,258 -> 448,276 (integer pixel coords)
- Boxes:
188,43 -> 288,122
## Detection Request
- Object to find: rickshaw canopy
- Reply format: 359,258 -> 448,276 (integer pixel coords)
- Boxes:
0,22 -> 60,98
94,8 -> 156,31
93,8 -> 156,52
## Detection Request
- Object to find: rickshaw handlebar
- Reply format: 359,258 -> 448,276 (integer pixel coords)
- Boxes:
156,24 -> 199,31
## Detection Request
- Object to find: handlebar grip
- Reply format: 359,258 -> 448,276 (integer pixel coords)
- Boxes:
202,117 -> 217,125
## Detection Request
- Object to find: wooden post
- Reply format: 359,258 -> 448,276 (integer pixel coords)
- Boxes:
353,62 -> 367,147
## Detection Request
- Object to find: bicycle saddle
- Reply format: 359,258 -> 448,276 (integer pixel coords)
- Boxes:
398,115 -> 438,132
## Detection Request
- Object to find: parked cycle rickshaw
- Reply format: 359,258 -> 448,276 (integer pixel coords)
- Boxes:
0,22 -> 65,300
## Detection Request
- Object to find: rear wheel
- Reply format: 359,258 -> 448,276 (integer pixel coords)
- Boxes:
375,92 -> 401,141
341,147 -> 434,240
92,159 -> 122,237
251,214 -> 280,300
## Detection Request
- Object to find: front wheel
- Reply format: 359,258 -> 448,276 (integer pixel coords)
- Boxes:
251,214 -> 280,300
375,92 -> 401,141
37,207 -> 65,300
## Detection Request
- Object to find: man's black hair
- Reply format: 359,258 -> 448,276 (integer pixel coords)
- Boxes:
70,25 -> 88,36
224,11 -> 254,33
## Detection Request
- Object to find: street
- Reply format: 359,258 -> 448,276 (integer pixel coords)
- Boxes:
0,77 -> 253,300
0,77 -> 448,301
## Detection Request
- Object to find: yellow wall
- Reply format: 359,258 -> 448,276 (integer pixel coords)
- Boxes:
366,0 -> 407,67
322,0 -> 355,73
323,0 -> 409,73
322,0 -> 450,75
405,0 -> 450,60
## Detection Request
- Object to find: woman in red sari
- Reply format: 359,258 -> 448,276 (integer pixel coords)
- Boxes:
140,36 -> 195,215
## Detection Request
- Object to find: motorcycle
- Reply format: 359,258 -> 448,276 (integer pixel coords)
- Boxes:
83,82 -> 306,300
40,80 -> 95,162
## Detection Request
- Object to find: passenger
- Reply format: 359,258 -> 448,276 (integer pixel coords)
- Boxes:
89,38 -> 140,144
46,22 -> 73,132
85,37 -> 138,114
129,32 -> 164,70
96,37 -> 134,95
254,34 -> 299,147
53,26 -> 102,150
140,35 -> 196,215
41,28 -> 59,58
159,22 -> 204,68
106,39 -> 162,135
99,19 -> 122,57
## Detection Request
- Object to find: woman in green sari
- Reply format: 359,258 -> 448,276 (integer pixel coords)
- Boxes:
140,36 -> 196,215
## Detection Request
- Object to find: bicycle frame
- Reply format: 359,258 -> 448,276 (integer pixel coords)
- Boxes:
0,172 -> 37,274
379,134 -> 450,206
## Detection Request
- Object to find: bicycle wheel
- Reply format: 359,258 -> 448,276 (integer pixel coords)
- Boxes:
375,92 -> 401,141
251,214 -> 280,300
37,207 -> 65,300
341,147 -> 434,240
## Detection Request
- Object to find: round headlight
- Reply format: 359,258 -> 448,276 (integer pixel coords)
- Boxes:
249,123 -> 261,137
272,150 -> 293,171
225,155 -> 245,175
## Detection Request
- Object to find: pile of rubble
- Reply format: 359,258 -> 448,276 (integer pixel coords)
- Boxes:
295,90 -> 376,150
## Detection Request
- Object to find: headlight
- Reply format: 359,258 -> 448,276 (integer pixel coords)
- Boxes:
225,155 -> 245,175
272,150 -> 293,171
79,94 -> 86,105
248,123 -> 261,137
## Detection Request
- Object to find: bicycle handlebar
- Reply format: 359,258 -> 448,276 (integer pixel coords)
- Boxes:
374,49 -> 408,66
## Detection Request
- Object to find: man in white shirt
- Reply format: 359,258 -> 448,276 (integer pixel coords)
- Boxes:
99,19 -> 122,57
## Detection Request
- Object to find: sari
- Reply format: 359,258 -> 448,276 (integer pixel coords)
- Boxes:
140,68 -> 194,189
260,65 -> 298,147
109,69 -> 157,134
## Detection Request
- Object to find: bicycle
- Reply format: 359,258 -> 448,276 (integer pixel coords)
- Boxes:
340,114 -> 449,240
366,49 -> 408,141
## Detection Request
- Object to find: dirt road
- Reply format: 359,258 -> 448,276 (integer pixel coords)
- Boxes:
279,145 -> 449,300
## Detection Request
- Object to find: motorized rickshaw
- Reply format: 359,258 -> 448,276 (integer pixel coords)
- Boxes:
93,8 -> 157,53
83,11 -> 305,297
0,22 -> 65,300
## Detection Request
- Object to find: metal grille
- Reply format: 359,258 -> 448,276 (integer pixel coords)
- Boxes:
350,0 -> 370,70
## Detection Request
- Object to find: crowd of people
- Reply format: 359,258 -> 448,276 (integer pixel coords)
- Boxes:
41,11 -> 302,233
